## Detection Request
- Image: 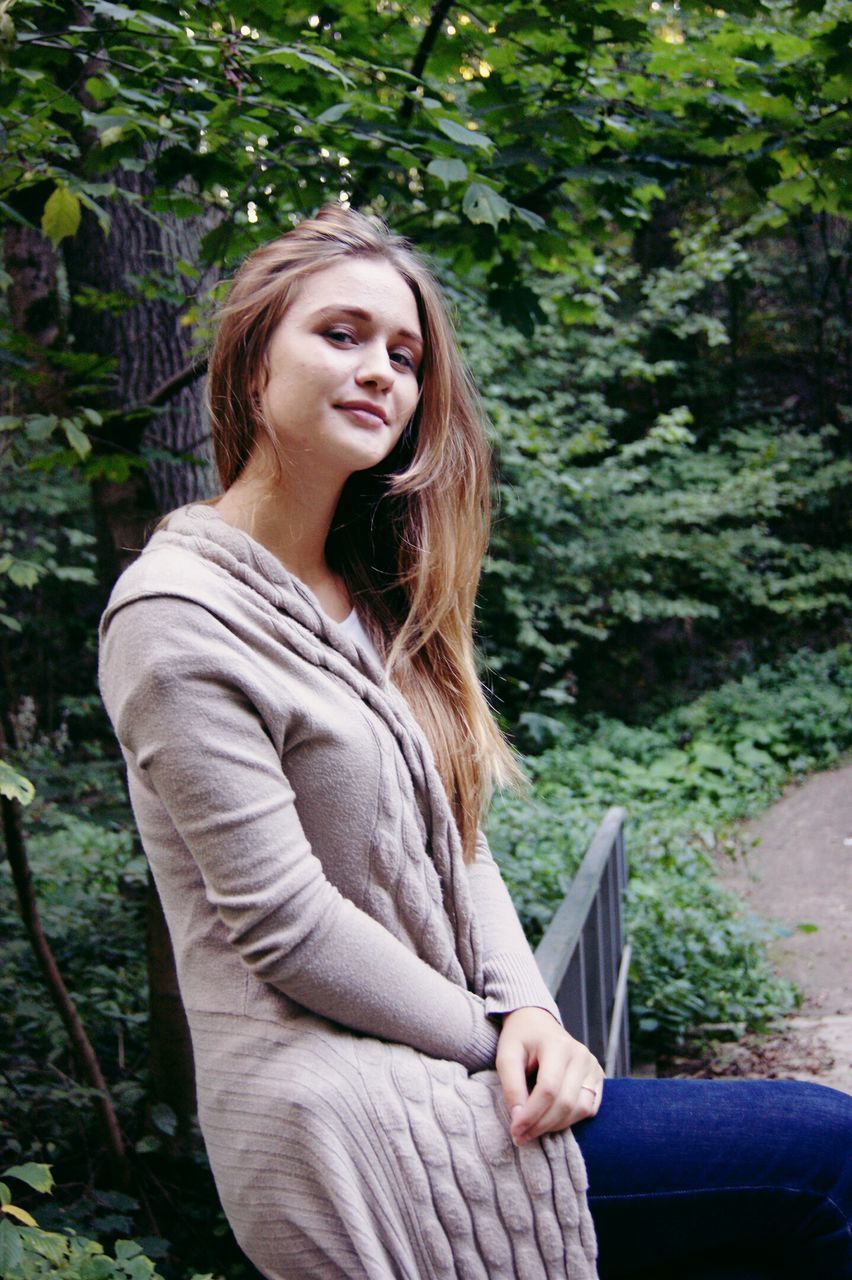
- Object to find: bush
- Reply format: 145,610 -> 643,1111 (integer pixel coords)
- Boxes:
488,644 -> 852,1054
458,252 -> 852,719
0,1163 -> 174,1280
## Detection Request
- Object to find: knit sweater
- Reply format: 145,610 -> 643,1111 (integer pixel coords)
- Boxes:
98,504 -> 598,1280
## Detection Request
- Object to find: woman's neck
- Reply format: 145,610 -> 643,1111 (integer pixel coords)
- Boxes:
213,462 -> 351,622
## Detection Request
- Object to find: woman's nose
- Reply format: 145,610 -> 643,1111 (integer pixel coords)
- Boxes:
355,341 -> 394,390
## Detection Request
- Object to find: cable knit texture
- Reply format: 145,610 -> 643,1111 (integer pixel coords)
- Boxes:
98,504 -> 598,1280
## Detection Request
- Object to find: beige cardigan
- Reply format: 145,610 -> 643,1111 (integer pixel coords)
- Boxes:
99,504 -> 597,1280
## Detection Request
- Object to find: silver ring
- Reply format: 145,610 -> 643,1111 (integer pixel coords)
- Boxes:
581,1084 -> 599,1100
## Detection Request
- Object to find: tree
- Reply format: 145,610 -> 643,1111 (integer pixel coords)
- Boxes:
1,0 -> 849,1160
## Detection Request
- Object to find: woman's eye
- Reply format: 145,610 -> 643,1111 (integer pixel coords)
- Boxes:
324,328 -> 356,344
391,350 -> 417,372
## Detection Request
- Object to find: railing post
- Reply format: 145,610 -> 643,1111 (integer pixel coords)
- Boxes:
534,807 -> 630,1076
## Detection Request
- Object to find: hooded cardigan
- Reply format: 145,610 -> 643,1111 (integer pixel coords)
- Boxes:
98,504 -> 598,1280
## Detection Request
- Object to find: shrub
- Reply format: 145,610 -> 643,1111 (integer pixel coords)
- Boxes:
488,644 -> 852,1054
0,1164 -> 171,1280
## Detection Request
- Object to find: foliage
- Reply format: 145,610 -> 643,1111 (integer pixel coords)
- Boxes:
488,644 -> 852,1053
0,1163 -> 173,1280
0,754 -> 248,1278
2,0 -> 849,300
0,802 -> 148,1168
0,410 -> 98,590
2,0 -> 848,717
463,236 -> 851,718
0,758 -> 36,804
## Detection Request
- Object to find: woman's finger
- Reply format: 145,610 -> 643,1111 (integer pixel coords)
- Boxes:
522,1053 -> 587,1139
495,1010 -> 604,1143
495,1032 -> 532,1123
522,1055 -> 605,1140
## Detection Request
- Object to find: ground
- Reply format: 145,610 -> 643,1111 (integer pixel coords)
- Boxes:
660,761 -> 852,1093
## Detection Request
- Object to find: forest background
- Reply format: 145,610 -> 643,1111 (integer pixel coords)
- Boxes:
1,0 -> 850,1275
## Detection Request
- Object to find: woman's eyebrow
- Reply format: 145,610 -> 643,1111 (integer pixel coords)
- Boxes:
311,305 -> 423,349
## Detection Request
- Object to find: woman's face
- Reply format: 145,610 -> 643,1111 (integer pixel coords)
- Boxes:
256,256 -> 423,486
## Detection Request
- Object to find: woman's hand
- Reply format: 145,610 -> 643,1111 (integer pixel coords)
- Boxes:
496,1006 -> 604,1145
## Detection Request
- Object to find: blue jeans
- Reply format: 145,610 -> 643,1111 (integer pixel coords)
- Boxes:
572,1078 -> 852,1279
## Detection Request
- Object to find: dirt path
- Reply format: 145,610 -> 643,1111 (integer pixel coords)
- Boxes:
710,762 -> 852,1093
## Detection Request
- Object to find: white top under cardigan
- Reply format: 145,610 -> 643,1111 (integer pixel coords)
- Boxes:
338,605 -> 377,657
98,503 -> 598,1280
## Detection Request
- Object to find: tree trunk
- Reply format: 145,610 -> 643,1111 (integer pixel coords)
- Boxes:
63,170 -> 220,1112
63,167 -> 217,579
3,203 -> 64,415
146,870 -> 197,1117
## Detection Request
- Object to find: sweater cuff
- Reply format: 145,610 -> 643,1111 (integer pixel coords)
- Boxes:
461,998 -> 501,1071
482,950 -> 563,1027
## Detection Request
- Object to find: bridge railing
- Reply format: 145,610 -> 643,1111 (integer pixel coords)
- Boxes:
533,806 -> 631,1077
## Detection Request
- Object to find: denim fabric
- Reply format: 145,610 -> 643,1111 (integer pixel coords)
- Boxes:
573,1078 -> 852,1279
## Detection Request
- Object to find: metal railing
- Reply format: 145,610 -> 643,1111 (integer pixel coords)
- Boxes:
534,806 -> 631,1077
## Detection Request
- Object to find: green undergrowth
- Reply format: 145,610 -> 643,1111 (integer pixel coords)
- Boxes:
0,811 -> 148,1166
488,643 -> 852,1056
0,722 -> 254,1280
0,1162 -> 165,1280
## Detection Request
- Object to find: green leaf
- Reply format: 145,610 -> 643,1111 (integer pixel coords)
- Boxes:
52,566 -> 98,584
0,1217 -> 24,1275
2,1203 -> 37,1226
250,45 -> 353,86
796,922 -> 819,933
62,418 -> 92,459
436,118 -> 494,151
77,191 -> 111,236
648,750 -> 690,779
41,187 -> 81,248
463,183 -> 511,229
3,1164 -> 54,1194
124,1255 -> 155,1280
0,1184 -> 8,1207
80,1253 -> 116,1280
734,741 -> 774,768
85,76 -> 116,103
513,204 -> 547,232
17,1226 -> 67,1266
316,102 -> 349,124
25,413 -> 59,441
7,559 -> 42,588
692,741 -> 735,772
426,158 -> 468,187
0,759 -> 35,804
115,1241 -> 143,1261
150,1103 -> 177,1137
91,1 -> 179,32
134,1136 -> 160,1155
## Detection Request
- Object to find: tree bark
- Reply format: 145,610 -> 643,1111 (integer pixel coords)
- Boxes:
3,198 -> 64,416
62,168 -> 220,1111
146,871 -> 196,1118
63,167 -> 218,579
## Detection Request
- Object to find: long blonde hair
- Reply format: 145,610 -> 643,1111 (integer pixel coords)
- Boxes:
206,204 -> 522,860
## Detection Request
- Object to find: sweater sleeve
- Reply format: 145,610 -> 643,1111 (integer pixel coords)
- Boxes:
99,598 -> 499,1073
468,829 -> 563,1026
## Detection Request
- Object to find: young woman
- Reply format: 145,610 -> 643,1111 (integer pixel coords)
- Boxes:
99,206 -> 851,1280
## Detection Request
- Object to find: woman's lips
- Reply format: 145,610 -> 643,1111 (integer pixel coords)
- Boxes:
336,401 -> 388,427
